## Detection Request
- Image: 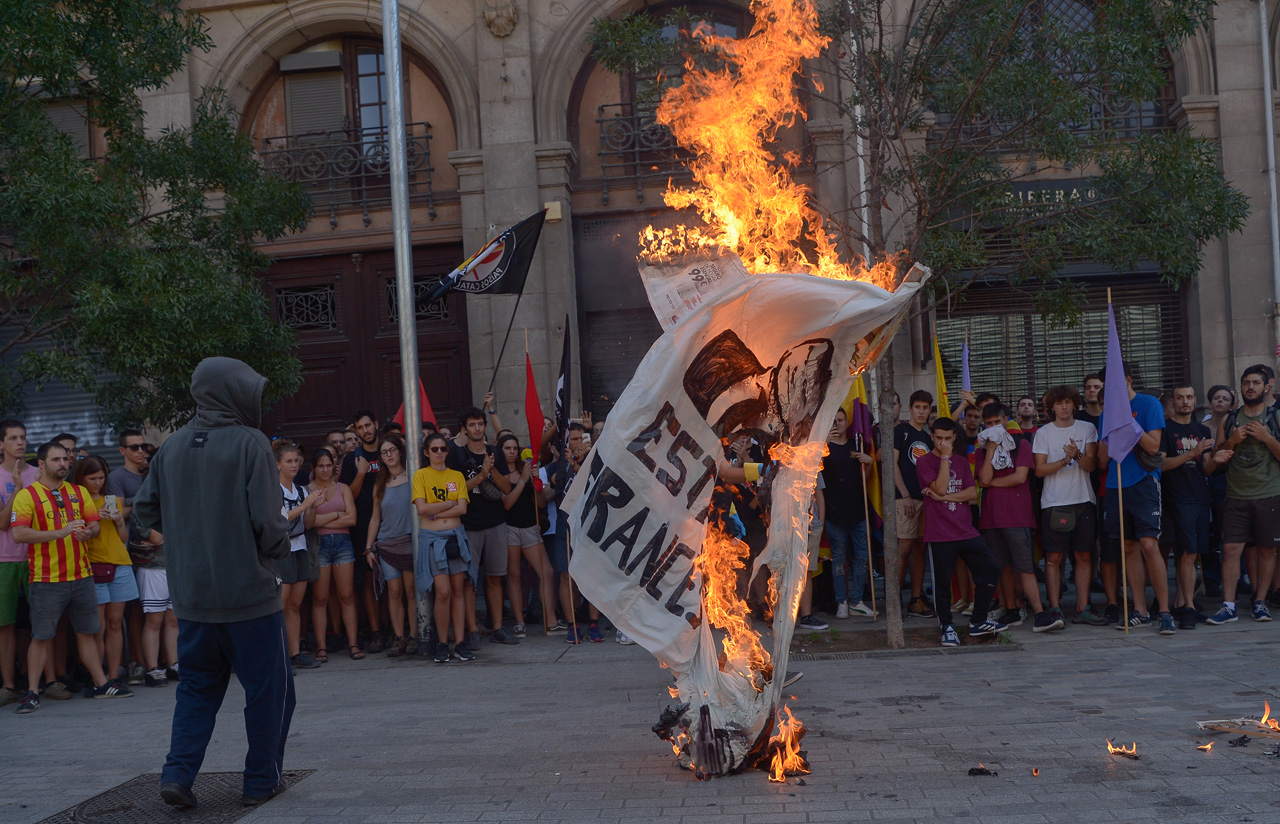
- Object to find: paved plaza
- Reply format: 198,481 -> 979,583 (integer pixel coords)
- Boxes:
3,615 -> 1279,824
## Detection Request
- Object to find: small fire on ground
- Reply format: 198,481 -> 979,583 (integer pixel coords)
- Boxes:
1106,740 -> 1140,760
767,705 -> 810,782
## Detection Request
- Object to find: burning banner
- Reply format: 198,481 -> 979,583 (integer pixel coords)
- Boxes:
565,257 -> 926,776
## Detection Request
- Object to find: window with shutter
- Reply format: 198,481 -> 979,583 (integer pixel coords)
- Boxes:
46,103 -> 91,158
286,72 -> 346,139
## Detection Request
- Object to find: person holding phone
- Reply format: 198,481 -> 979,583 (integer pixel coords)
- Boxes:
75,456 -> 137,689
497,434 -> 555,638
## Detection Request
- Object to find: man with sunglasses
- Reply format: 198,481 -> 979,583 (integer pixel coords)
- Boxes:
107,429 -> 154,685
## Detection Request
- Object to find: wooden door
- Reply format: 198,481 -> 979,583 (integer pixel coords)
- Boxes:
260,244 -> 470,448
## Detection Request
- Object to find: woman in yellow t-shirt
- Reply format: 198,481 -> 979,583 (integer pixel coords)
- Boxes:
412,432 -> 476,662
75,456 -> 136,684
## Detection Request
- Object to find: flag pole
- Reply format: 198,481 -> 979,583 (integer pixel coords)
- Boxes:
381,0 -> 429,653
1108,287 -> 1130,634
859,454 -> 877,620
487,289 -> 525,395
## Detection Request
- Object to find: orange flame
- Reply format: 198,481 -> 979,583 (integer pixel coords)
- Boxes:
1196,742 -> 1213,752
639,0 -> 899,288
696,521 -> 771,680
768,705 -> 809,782
1106,739 -> 1138,756
1260,699 -> 1279,730
1031,768 -> 1040,776
671,730 -> 691,758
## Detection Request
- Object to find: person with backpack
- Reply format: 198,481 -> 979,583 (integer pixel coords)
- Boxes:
1204,364 -> 1280,625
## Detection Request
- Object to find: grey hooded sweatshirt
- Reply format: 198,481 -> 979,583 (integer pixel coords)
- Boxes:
132,357 -> 291,623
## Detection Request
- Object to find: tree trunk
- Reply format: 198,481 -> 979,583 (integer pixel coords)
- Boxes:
878,345 -> 905,648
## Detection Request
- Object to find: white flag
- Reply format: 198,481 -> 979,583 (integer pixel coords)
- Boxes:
566,259 -> 927,774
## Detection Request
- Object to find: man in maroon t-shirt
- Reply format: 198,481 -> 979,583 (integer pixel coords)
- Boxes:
916,417 -> 1007,647
975,403 -> 1057,632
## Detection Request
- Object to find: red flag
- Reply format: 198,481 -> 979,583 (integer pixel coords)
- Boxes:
524,354 -> 544,454
525,354 -> 545,490
393,378 -> 437,428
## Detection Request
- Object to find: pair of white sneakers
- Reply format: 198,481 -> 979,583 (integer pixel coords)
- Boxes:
834,601 -> 875,619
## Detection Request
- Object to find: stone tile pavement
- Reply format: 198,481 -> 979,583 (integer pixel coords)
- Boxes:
2,614 -> 1278,824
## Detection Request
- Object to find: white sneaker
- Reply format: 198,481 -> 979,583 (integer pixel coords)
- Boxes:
849,601 -> 874,617
835,602 -> 849,619
616,630 -> 636,646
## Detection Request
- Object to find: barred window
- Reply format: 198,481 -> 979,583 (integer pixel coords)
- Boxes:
275,284 -> 338,331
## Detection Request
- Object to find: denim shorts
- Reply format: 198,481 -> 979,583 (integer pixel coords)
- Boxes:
317,533 -> 355,567
379,556 -> 403,582
94,564 -> 140,605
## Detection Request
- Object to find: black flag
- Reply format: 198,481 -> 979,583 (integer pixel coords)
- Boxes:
427,210 -> 546,301
555,313 -> 571,446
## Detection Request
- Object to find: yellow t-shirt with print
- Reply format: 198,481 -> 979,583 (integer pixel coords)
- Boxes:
411,467 -> 469,505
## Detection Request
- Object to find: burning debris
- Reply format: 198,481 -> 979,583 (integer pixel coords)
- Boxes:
1106,740 -> 1141,760
766,705 -> 810,782
1229,735 -> 1251,748
1031,768 -> 1040,777
1196,699 -> 1280,740
967,765 -> 998,777
1196,742 -> 1213,752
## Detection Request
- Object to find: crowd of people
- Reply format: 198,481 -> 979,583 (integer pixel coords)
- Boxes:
796,362 -> 1280,647
3,359 -> 1279,715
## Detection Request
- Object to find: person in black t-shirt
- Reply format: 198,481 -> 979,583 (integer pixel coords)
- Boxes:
447,407 -> 516,646
497,433 -> 556,638
824,409 -> 875,619
1160,384 -> 1214,630
338,410 -> 384,653
893,390 -> 935,618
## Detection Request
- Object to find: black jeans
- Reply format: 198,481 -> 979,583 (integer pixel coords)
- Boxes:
928,536 -> 1002,628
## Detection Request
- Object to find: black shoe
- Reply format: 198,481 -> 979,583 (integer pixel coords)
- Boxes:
242,785 -> 286,807
1032,611 -> 1064,632
490,627 -> 520,645
166,666 -> 181,682
161,782 -> 197,809
1177,607 -> 1197,631
434,643 -> 450,663
1104,603 -> 1120,625
452,642 -> 476,662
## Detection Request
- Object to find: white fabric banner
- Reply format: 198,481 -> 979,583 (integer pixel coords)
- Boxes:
566,264 -> 924,667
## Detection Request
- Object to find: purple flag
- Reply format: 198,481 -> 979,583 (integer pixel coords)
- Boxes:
961,341 -> 971,392
1100,304 -> 1144,464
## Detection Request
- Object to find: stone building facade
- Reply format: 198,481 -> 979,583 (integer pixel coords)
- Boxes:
23,0 -> 1272,448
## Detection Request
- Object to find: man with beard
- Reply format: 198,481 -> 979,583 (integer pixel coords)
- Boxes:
11,441 -> 131,713
1161,384 -> 1214,630
1205,365 -> 1280,624
339,411 -> 384,652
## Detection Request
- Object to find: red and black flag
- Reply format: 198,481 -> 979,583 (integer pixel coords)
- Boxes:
554,313 -> 571,445
427,210 -> 546,301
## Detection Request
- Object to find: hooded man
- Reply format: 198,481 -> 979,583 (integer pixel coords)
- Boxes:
132,357 -> 294,810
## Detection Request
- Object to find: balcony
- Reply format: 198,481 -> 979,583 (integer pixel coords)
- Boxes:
595,103 -> 693,204
259,121 -> 437,230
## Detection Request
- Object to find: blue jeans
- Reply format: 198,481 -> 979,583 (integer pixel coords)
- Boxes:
162,611 -> 295,797
827,521 -> 870,605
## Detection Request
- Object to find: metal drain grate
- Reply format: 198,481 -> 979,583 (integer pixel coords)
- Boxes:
35,770 -> 314,823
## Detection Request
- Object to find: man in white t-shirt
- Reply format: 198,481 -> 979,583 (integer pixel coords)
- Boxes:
1033,385 -> 1105,626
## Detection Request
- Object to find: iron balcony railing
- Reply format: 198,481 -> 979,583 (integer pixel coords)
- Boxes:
259,121 -> 436,229
596,103 -> 693,204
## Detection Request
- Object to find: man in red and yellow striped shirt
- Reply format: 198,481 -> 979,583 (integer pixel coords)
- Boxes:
9,441 -> 131,711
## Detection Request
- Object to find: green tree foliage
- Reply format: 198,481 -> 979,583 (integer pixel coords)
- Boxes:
590,0 -> 1248,323
0,0 -> 311,430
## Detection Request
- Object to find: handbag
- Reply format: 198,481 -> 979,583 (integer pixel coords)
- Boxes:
1046,506 -> 1076,533
91,563 -> 117,584
375,533 -> 415,572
